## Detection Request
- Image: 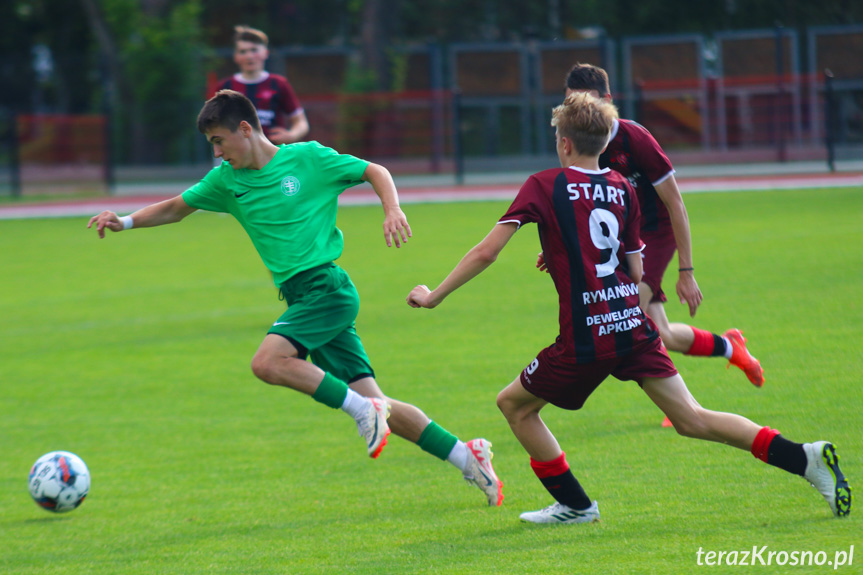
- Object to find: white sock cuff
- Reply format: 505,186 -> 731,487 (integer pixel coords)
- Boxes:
722,337 -> 733,359
447,440 -> 469,472
341,389 -> 370,420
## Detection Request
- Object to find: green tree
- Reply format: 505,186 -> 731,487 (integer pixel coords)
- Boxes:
0,2 -> 39,114
80,0 -> 206,163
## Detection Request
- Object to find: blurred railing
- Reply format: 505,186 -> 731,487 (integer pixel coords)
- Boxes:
3,25 -> 863,197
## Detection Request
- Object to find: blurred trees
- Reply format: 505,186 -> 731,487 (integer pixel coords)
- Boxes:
1,0 -> 861,162
194,0 -> 863,46
2,0 -> 205,163
81,0 -> 206,163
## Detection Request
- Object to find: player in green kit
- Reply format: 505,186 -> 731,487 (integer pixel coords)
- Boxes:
88,89 -> 503,507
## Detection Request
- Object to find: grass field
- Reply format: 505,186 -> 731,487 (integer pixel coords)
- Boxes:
1,187 -> 862,574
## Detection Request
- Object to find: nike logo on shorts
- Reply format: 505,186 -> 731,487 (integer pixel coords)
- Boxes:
272,321 -> 291,327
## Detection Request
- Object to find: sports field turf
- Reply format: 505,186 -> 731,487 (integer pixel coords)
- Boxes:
1,186 -> 861,574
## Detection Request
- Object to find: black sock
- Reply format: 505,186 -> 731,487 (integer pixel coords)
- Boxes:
713,333 -> 729,356
767,435 -> 807,477
539,470 -> 592,510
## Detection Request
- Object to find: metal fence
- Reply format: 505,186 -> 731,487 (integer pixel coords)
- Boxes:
3,25 -> 862,196
205,27 -> 863,176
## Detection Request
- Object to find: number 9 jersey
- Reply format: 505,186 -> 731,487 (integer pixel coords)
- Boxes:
498,165 -> 658,363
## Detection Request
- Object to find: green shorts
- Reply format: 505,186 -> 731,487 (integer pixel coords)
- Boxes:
268,263 -> 374,383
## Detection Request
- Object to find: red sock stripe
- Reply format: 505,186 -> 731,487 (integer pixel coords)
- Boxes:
530,452 -> 569,479
751,426 -> 779,463
686,327 -> 716,356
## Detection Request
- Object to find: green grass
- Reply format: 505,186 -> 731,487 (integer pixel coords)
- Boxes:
1,188 -> 861,574
0,190 -> 110,205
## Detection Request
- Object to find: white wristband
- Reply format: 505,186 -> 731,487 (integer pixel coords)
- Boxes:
119,215 -> 134,230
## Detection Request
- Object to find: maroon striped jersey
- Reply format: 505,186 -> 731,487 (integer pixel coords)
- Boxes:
600,119 -> 675,233
217,72 -> 303,139
499,166 -> 657,362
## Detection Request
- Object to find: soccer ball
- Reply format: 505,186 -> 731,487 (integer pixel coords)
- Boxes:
28,451 -> 90,513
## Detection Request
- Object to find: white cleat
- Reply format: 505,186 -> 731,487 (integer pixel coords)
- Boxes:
803,441 -> 851,517
463,438 -> 503,506
357,398 -> 390,459
519,500 -> 600,524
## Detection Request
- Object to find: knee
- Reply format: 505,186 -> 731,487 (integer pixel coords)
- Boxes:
496,389 -> 514,418
496,389 -> 531,423
670,410 -> 710,439
250,351 -> 278,384
656,323 -> 673,343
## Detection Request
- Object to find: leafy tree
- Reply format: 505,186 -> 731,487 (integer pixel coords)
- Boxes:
80,0 -> 207,162
0,2 -> 38,114
4,0 -> 861,166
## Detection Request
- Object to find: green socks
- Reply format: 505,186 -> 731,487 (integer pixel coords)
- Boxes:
312,372 -> 349,409
313,375 -> 460,464
417,421 -> 459,461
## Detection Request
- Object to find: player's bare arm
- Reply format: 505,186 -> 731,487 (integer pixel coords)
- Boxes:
407,223 -> 517,309
87,195 -> 196,239
653,176 -> 703,316
268,112 -> 310,145
362,162 -> 411,248
626,251 -> 643,285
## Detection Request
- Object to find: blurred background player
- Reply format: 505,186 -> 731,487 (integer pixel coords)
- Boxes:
88,90 -> 502,508
407,91 -> 850,524
563,63 -> 763,428
217,25 -> 310,145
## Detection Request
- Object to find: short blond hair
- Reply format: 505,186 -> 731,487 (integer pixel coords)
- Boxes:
551,92 -> 618,156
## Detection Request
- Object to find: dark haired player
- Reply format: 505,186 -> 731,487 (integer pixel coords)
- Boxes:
562,64 -> 763,423
217,25 -> 309,145
407,91 -> 850,524
88,90 -> 503,507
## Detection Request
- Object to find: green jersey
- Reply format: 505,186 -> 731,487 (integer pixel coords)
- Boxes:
182,141 -> 369,285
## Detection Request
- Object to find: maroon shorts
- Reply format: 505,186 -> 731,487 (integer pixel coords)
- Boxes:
641,229 -> 677,304
519,337 -> 678,410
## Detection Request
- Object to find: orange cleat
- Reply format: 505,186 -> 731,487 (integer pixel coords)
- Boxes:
724,329 -> 764,387
661,416 -> 674,428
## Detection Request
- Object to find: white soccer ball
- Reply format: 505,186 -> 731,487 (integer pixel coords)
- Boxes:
28,451 -> 90,513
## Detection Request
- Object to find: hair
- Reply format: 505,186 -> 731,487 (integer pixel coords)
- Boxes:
233,25 -> 268,47
565,63 -> 611,99
197,89 -> 262,134
551,91 -> 618,157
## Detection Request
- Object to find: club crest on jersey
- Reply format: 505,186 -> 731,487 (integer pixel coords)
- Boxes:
281,176 -> 301,197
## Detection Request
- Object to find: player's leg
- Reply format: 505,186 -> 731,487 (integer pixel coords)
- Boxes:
642,374 -> 851,517
660,312 -> 764,387
316,327 -> 502,506
642,290 -> 763,399
497,375 -> 598,524
642,296 -> 690,352
638,291 -> 694,427
251,333 -> 328,393
496,376 -> 558,459
639,267 -> 716,355
641,372 -> 761,447
345,377 -> 427,439
640,234 -> 763,386
642,290 -> 731,361
257,265 -> 392,458
251,334 -> 391,459
346,378 -> 502,506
